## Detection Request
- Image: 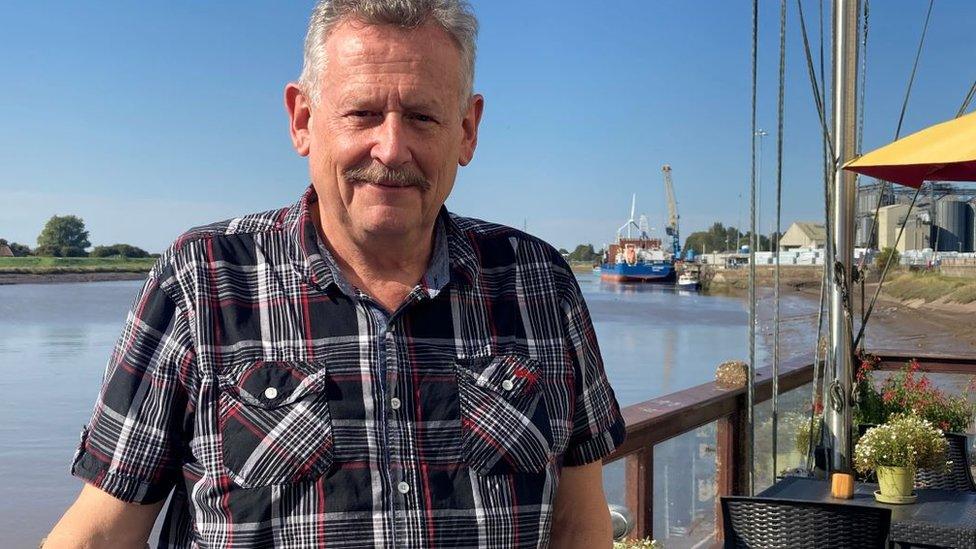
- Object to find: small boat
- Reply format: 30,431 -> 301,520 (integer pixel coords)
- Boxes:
676,271 -> 701,290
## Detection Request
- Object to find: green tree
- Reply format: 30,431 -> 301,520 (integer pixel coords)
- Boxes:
36,215 -> 90,256
8,242 -> 33,256
875,247 -> 901,270
91,244 -> 150,258
567,244 -> 598,262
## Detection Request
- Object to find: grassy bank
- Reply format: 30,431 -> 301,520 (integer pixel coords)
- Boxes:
569,261 -> 597,274
882,271 -> 976,304
0,256 -> 155,274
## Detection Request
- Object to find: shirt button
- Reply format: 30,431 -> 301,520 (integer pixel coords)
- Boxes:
263,387 -> 278,399
390,397 -> 402,410
501,379 -> 515,391
397,481 -> 410,494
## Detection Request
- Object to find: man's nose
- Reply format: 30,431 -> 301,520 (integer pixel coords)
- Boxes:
371,113 -> 413,168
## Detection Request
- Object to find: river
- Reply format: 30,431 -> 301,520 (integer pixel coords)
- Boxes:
0,276 -> 910,547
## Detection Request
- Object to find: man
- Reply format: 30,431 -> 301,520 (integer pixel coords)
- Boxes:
45,1 -> 625,547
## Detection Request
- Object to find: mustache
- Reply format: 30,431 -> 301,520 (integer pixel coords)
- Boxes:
343,163 -> 431,191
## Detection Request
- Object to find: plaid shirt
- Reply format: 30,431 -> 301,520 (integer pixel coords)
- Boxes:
70,185 -> 625,548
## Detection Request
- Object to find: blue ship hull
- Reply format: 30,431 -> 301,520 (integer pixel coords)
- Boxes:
599,262 -> 676,283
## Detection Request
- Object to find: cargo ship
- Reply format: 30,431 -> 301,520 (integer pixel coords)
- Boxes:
600,236 -> 676,283
601,166 -> 682,283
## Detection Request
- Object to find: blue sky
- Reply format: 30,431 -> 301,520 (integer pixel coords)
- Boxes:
1,1 -> 973,252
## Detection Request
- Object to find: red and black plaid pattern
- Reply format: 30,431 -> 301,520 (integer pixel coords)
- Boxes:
70,185 -> 625,548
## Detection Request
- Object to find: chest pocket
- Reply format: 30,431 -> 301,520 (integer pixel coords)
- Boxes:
217,360 -> 335,488
455,354 -> 553,474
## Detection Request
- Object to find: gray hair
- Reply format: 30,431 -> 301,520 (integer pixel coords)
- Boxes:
298,0 -> 478,111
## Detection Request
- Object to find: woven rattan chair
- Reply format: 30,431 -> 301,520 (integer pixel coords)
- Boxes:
915,432 -> 976,491
721,496 -> 891,549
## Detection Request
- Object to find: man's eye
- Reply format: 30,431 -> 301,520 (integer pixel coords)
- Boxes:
410,113 -> 437,123
349,110 -> 379,118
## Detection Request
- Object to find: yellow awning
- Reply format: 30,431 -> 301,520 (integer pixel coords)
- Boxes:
843,110 -> 976,188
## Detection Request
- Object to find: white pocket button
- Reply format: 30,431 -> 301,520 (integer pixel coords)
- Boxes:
501,379 -> 514,391
263,387 -> 278,399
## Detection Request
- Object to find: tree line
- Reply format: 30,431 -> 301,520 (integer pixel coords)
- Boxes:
558,244 -> 604,263
1,215 -> 152,258
682,222 -> 776,254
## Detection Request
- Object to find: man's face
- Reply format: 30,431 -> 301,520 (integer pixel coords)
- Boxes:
287,19 -> 484,241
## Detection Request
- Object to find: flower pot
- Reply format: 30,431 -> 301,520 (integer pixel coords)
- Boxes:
876,466 -> 915,503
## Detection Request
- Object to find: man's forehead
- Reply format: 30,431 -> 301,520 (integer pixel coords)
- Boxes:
320,19 -> 461,108
326,18 -> 459,68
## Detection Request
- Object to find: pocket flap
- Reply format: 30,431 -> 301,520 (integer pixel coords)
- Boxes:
457,354 -> 542,397
222,360 -> 327,410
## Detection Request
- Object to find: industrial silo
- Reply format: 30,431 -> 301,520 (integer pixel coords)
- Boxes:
857,215 -> 875,248
968,202 -> 976,252
933,199 -> 969,252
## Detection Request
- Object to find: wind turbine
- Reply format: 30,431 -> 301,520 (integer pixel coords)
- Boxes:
617,194 -> 643,238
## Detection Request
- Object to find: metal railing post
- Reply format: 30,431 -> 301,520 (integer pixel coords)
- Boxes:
624,447 -> 654,540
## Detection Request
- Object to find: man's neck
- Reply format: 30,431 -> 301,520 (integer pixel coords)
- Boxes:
312,202 -> 435,313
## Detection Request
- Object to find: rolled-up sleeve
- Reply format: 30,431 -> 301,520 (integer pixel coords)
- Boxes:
556,260 -> 626,467
70,263 -> 196,503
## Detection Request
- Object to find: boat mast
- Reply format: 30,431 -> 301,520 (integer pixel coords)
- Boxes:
826,0 -> 859,473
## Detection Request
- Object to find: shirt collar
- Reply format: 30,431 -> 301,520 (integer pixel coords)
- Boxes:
285,185 -> 479,295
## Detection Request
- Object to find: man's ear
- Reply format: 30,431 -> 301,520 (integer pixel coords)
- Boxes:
458,94 -> 485,166
285,82 -> 312,157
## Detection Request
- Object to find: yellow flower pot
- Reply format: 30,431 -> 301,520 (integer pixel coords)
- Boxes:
876,466 -> 916,504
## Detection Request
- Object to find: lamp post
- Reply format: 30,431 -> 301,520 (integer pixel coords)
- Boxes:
755,129 -> 768,251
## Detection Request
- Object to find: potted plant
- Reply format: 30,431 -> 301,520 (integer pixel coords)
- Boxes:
853,414 -> 948,504
854,355 -> 975,434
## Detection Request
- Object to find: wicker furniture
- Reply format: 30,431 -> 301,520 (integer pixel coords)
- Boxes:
720,496 -> 891,548
915,432 -> 976,491
760,476 -> 976,548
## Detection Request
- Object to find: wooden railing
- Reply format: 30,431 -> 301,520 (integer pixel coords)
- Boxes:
603,352 -> 976,542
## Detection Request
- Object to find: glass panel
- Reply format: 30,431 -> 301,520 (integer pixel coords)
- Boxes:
753,381 -> 816,493
651,421 -> 718,548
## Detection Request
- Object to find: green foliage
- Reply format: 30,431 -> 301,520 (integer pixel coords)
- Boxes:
788,412 -> 823,456
855,355 -> 976,433
567,244 -> 601,262
91,244 -> 150,258
0,239 -> 32,256
854,414 -> 948,473
8,242 -> 32,256
35,243 -> 88,257
0,256 -> 155,274
682,222 -> 772,254
875,247 -> 901,270
36,215 -> 91,256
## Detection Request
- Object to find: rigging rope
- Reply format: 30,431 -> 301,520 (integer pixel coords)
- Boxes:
806,271 -> 827,471
747,0 -> 760,497
772,0 -> 787,481
957,80 -> 976,117
797,0 -> 836,160
798,0 -> 835,469
856,0 -> 870,352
